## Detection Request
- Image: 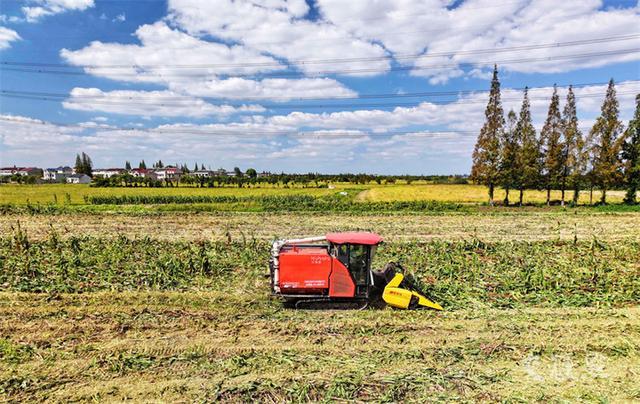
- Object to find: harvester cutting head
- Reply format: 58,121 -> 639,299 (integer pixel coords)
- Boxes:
269,232 -> 442,310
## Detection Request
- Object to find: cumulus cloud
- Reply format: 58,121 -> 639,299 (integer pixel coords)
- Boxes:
0,26 -> 20,50
167,0 -> 390,76
22,0 -> 94,22
61,22 -> 283,81
264,81 -> 640,132
3,81 -> 638,172
62,88 -> 265,118
317,0 -> 640,83
170,77 -> 357,101
61,21 -> 358,100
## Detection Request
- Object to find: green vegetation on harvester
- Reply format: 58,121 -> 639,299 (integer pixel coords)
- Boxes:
3,227 -> 638,308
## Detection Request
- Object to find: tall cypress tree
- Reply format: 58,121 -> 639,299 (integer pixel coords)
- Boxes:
499,110 -> 519,205
139,160 -> 147,169
590,79 -> 623,204
514,88 -> 540,206
562,86 -> 586,205
622,94 -> 640,204
74,154 -> 82,174
540,85 -> 565,205
80,152 -> 93,176
471,65 -> 504,205
125,161 -> 131,170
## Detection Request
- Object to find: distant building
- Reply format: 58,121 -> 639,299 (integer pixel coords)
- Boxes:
67,174 -> 92,184
16,167 -> 42,177
257,171 -> 271,178
0,167 -> 17,177
193,170 -> 213,178
130,168 -> 158,179
43,166 -> 73,181
154,166 -> 182,180
93,168 -> 126,178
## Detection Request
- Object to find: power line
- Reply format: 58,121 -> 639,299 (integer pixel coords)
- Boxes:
0,116 -> 597,139
3,90 -> 637,110
4,35 -> 638,69
2,80 -> 636,103
3,49 -> 638,79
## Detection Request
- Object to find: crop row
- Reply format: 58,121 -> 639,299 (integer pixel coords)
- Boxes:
3,227 -> 638,308
6,194 -> 467,213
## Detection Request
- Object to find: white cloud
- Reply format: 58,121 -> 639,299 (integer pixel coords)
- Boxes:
62,88 -> 266,118
61,22 -> 284,82
2,80 -> 638,173
22,0 -> 94,22
61,21 -> 358,100
113,13 -> 125,23
264,81 -> 640,133
170,77 -> 356,101
167,0 -> 390,76
317,0 -> 640,83
0,26 -> 20,50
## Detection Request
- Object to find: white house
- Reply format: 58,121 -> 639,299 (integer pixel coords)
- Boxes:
66,174 -> 92,184
93,168 -> 125,178
153,167 -> 182,180
43,166 -> 73,181
193,170 -> 213,178
130,168 -> 157,179
16,167 -> 42,177
0,167 -> 17,177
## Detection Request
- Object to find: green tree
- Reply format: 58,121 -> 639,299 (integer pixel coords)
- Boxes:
75,152 -> 93,176
81,152 -> 93,176
471,65 -> 504,205
125,161 -> 131,170
246,168 -> 257,179
514,88 -> 540,206
622,94 -> 640,204
562,86 -> 586,205
234,167 -> 242,177
590,79 -> 624,204
540,85 -> 565,205
139,160 -> 147,169
74,154 -> 82,174
499,110 -> 519,205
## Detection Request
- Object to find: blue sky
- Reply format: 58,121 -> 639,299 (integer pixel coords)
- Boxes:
0,0 -> 639,173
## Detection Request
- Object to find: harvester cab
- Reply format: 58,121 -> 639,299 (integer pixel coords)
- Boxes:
270,232 -> 442,310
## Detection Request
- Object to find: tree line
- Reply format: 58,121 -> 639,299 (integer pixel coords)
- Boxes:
91,172 -> 470,188
471,65 -> 640,206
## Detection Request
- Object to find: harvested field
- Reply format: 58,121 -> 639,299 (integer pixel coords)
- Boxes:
1,294 -> 639,402
2,211 -> 639,242
2,184 -> 639,401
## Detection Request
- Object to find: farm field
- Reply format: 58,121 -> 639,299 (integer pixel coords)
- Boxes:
2,292 -> 638,402
0,183 -> 626,206
2,211 -> 640,242
0,184 -> 349,205
1,184 -> 639,401
358,184 -> 625,204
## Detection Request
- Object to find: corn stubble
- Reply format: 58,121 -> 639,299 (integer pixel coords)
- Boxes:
1,224 -> 639,401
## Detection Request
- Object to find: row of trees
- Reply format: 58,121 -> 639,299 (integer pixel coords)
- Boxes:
471,66 -> 640,205
91,171 -> 470,188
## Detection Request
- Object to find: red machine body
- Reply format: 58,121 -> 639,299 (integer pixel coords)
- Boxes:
271,232 -> 382,300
